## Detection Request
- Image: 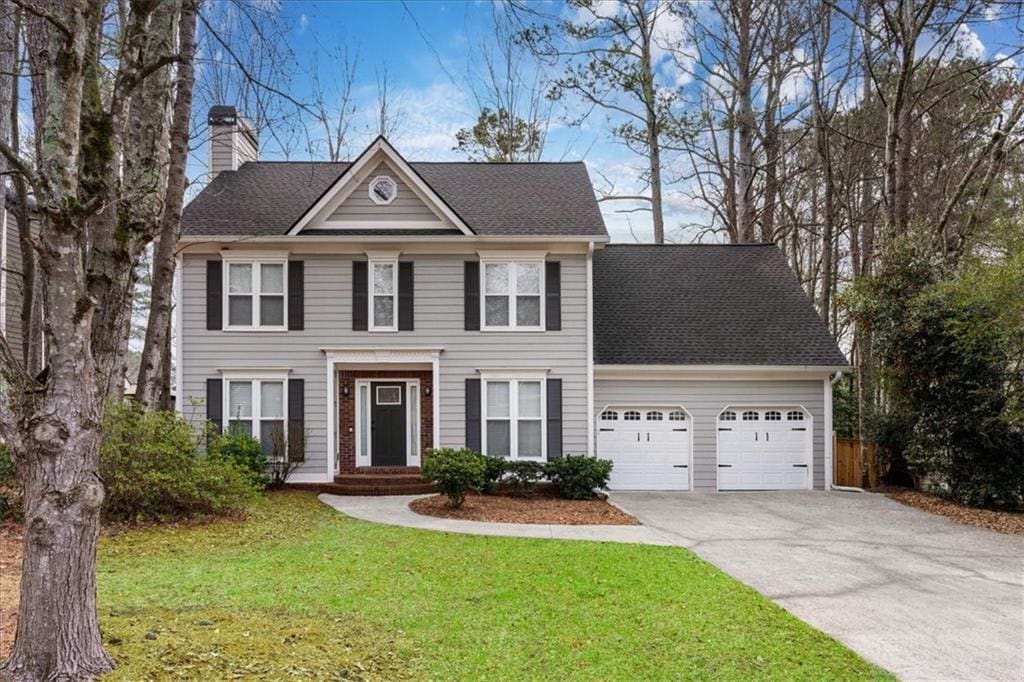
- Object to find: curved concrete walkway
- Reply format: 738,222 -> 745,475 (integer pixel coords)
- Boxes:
318,493 -> 674,544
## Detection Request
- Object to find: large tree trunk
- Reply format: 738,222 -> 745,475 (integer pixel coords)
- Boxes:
734,0 -> 757,243
1,0 -> 188,677
137,0 -> 196,409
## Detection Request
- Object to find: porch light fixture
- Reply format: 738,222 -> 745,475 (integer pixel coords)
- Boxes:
342,384 -> 350,398
424,385 -> 431,397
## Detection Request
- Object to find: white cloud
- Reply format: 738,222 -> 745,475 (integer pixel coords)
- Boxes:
779,48 -> 811,103
984,4 -> 1001,21
574,0 -> 623,23
953,24 -> 986,60
298,13 -> 309,33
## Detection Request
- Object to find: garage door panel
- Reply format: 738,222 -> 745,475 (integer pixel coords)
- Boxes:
598,408 -> 690,491
718,408 -> 811,491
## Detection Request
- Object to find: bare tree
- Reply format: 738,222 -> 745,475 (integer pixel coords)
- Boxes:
308,45 -> 359,161
375,64 -> 402,138
457,8 -> 552,162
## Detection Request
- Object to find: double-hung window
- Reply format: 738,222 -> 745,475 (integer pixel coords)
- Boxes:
370,259 -> 397,331
226,260 -> 286,329
226,377 -> 286,459
482,260 -> 543,330
482,376 -> 545,460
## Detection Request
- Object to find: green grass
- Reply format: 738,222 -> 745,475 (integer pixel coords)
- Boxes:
97,492 -> 891,680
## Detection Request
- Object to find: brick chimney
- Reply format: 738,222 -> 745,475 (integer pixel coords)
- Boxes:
208,105 -> 258,176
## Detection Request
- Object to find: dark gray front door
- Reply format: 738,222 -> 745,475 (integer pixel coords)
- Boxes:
370,382 -> 406,466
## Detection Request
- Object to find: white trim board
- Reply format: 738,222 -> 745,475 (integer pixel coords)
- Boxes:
595,365 -> 850,381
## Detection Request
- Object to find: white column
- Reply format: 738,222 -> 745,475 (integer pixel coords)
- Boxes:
432,355 -> 440,451
326,362 -> 336,482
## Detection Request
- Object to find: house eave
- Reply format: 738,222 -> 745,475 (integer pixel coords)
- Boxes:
594,364 -> 851,381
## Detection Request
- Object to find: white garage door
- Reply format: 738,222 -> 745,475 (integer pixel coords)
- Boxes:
597,408 -> 690,490
718,408 -> 811,490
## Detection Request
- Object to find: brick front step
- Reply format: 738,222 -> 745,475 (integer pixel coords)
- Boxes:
333,473 -> 429,487
288,480 -> 437,497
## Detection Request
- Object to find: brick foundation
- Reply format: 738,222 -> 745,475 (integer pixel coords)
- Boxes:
337,369 -> 433,474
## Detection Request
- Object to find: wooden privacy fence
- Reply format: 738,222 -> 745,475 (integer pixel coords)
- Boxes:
834,436 -> 879,488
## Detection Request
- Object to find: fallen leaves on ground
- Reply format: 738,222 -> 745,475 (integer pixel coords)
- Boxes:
409,490 -> 639,525
102,607 -> 414,681
880,487 -> 1024,535
0,522 -> 22,660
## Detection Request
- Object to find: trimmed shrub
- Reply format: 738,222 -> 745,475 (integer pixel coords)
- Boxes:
504,460 -> 546,497
421,448 -> 485,508
101,403 -> 260,523
546,455 -> 613,499
209,429 -> 269,488
480,454 -> 507,493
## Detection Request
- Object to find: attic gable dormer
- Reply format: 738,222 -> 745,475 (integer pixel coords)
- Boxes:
288,136 -> 473,235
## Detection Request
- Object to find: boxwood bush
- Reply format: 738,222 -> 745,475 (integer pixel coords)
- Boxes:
479,454 -> 508,493
421,448 -> 485,508
546,455 -> 613,499
504,460 -> 546,497
209,429 -> 269,488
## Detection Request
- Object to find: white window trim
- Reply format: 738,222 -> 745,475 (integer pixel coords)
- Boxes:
368,175 -> 398,206
222,257 -> 288,331
368,258 -> 399,332
354,379 -> 421,467
479,258 -> 545,332
222,374 -> 289,461
481,375 -> 547,461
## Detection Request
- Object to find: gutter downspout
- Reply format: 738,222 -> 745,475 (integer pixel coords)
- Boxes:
586,240 -> 595,457
829,370 -> 865,493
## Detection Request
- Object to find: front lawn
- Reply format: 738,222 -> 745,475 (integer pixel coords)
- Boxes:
97,492 -> 890,680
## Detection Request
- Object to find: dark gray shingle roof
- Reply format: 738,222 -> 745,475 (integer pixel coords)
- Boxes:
594,244 -> 848,367
182,161 -> 607,237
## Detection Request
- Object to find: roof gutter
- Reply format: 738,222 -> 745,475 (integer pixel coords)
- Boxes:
178,233 -> 611,245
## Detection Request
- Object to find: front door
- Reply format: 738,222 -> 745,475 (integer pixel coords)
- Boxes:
370,382 -> 406,466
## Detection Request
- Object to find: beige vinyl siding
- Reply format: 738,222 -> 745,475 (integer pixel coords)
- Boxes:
209,130 -> 236,176
327,162 -> 443,224
181,252 -> 589,478
594,379 -> 826,490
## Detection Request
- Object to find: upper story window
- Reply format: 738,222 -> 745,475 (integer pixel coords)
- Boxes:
482,260 -> 543,330
370,259 -> 397,331
483,378 -> 545,460
369,175 -> 397,205
226,260 -> 286,330
226,378 -> 286,459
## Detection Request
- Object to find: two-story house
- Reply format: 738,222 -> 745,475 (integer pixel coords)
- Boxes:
177,106 -> 848,494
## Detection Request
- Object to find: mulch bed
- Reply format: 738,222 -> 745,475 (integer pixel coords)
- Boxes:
879,487 -> 1024,536
409,489 -> 639,526
0,522 -> 23,660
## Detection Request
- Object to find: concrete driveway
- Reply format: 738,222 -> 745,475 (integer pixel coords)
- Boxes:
610,491 -> 1024,682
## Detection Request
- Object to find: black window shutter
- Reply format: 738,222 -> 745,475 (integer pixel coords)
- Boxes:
352,261 -> 368,331
464,261 -> 480,331
207,378 -> 223,433
206,260 -> 222,330
288,261 -> 304,330
545,261 -> 561,331
547,378 -> 563,459
288,379 -> 305,462
398,261 -> 414,331
465,378 -> 481,451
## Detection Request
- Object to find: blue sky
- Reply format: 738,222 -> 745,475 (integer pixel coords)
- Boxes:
193,0 -> 1023,244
